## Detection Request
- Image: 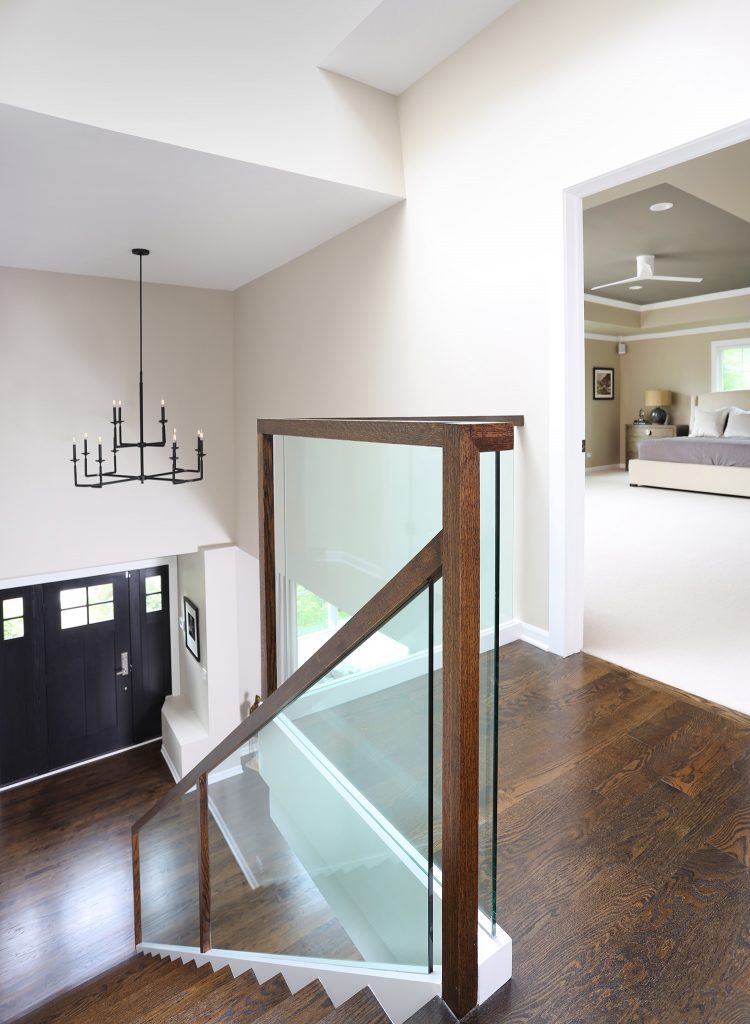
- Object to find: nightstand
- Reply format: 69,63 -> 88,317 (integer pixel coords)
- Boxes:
626,423 -> 689,468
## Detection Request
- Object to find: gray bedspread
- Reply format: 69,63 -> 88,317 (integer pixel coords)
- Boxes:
637,436 -> 750,468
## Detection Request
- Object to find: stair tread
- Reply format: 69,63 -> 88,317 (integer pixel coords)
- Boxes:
160,968 -> 292,1024
403,996 -> 459,1024
317,987 -> 390,1024
13,956 -> 167,1024
92,959 -> 213,1023
133,963 -> 234,1024
251,979 -> 334,1024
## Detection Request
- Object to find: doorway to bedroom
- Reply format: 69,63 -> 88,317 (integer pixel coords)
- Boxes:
581,140 -> 750,716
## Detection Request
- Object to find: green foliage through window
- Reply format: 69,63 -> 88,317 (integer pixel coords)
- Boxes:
719,345 -> 750,391
296,585 -> 348,636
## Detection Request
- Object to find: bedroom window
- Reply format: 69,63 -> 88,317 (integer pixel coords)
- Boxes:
712,340 -> 750,392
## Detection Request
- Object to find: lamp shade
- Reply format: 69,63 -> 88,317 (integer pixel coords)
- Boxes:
645,389 -> 672,406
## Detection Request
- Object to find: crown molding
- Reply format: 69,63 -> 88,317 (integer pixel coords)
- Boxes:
586,321 -> 750,343
585,284 -> 750,313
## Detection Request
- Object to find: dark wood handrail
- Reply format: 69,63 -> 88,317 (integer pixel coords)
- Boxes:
257,417 -> 518,449
131,530 -> 443,835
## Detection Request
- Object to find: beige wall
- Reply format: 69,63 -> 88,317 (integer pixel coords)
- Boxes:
0,266 -> 235,582
234,0 -> 750,635
585,340 -> 621,467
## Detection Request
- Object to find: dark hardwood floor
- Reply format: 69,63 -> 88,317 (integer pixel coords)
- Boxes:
2,644 -> 749,1024
476,642 -> 750,1024
0,743 -> 173,1023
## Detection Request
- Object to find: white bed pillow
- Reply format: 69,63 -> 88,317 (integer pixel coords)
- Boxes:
690,407 -> 729,437
723,407 -> 750,438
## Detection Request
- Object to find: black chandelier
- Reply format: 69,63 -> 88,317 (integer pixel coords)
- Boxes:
72,248 -> 205,487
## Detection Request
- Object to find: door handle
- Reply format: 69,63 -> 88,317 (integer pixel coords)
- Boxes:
116,651 -> 130,676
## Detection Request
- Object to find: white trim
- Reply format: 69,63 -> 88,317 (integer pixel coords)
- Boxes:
711,338 -> 750,391
587,323 -> 750,343
585,463 -> 625,473
0,737 -> 160,793
557,117 -> 750,658
518,622 -> 549,651
160,743 -> 180,783
139,943 -> 442,1024
585,284 -> 750,312
584,293 -> 641,311
0,555 -> 174,589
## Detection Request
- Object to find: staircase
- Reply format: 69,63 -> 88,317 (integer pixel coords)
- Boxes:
13,953 -> 457,1024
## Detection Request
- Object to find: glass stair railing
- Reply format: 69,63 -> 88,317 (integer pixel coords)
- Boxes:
133,416 -> 521,1019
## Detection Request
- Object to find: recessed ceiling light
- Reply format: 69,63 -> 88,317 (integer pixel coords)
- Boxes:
629,285 -> 643,290
649,202 -> 674,212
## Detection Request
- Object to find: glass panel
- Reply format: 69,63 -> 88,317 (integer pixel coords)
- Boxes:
88,601 -> 114,624
3,618 -> 24,640
2,597 -> 23,619
275,436 -> 441,681
140,789 -> 200,948
208,588 -> 437,971
61,606 -> 88,630
720,345 -> 750,391
146,593 -> 163,613
88,582 -> 113,605
60,587 -> 86,609
145,575 -> 162,594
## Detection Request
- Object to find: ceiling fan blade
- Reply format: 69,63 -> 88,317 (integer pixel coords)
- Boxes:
650,275 -> 704,283
590,276 -> 639,291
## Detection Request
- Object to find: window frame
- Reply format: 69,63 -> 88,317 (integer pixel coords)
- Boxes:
711,338 -> 750,392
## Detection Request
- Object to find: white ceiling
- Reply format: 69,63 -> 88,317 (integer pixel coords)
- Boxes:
0,104 -> 401,290
321,0 -> 522,95
0,1 -> 526,289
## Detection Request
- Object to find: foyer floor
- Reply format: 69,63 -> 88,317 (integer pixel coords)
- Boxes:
2,644 -> 749,1023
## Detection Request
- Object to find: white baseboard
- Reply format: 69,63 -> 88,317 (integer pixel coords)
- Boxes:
586,463 -> 625,473
519,622 -> 550,651
160,744 -> 180,783
0,738 -> 161,793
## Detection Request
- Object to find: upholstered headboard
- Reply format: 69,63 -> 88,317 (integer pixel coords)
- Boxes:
692,389 -> 750,416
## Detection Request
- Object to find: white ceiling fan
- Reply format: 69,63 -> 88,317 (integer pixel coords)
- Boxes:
591,254 -> 703,291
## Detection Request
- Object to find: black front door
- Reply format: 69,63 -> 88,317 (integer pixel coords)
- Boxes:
44,574 -> 133,770
0,566 -> 172,787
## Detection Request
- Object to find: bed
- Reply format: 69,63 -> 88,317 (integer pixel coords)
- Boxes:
628,389 -> 750,497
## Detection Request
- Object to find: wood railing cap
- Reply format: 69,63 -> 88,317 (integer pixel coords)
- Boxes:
256,416 -> 521,449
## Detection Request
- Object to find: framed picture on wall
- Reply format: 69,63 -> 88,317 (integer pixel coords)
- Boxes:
593,367 -> 615,400
184,597 -> 200,662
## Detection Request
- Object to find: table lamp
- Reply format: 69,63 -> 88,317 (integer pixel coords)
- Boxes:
646,389 -> 672,425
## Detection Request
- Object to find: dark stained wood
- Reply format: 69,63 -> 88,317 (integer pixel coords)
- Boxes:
403,996 -> 459,1024
132,829 -> 142,945
132,531 -> 443,833
258,429 -> 278,698
441,424 -> 480,1017
462,643 -> 750,1024
257,417 -> 519,448
318,986 -> 390,1024
198,772 -> 211,953
252,978 -> 333,1024
0,745 -> 174,1022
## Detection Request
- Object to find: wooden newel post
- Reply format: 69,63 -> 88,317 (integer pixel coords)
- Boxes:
258,430 -> 278,698
442,425 -> 480,1017
132,829 -> 142,946
198,774 -> 211,953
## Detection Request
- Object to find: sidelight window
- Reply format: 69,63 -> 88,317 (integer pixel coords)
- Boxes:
60,583 -> 114,629
145,574 -> 163,613
2,597 -> 24,640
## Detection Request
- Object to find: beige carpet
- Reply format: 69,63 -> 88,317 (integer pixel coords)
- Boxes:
584,469 -> 750,716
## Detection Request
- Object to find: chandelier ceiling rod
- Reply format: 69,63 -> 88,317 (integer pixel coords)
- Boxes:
72,248 -> 205,488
